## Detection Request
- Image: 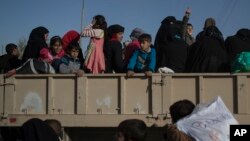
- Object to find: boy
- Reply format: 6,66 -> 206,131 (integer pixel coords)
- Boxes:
127,34 -> 156,77
58,41 -> 84,76
0,43 -> 21,73
164,100 -> 195,141
184,23 -> 195,46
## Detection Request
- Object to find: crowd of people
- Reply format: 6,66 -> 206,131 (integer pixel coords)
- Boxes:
1,9 -> 250,77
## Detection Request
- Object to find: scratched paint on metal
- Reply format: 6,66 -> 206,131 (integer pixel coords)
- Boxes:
20,92 -> 43,113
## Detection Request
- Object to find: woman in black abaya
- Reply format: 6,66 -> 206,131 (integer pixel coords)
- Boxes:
22,26 -> 49,63
185,26 -> 230,72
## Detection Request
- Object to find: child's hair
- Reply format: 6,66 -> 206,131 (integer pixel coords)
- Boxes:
138,34 -> 152,43
93,15 -> 107,30
187,23 -> 193,28
5,43 -> 17,55
169,99 -> 195,123
67,41 -> 80,53
50,36 -> 62,47
117,119 -> 147,141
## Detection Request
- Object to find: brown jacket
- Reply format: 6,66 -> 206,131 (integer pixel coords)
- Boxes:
165,124 -> 195,141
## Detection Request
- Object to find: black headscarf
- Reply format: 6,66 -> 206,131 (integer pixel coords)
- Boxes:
22,26 -> 49,63
226,28 -> 250,63
21,118 -> 59,141
185,26 -> 230,72
155,18 -> 188,72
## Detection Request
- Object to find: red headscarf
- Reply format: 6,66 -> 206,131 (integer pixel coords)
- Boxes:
62,30 -> 80,50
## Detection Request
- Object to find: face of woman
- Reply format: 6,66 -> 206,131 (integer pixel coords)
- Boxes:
52,41 -> 63,54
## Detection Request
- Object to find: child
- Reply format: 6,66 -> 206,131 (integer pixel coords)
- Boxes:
39,36 -> 65,71
184,23 -> 195,46
104,24 -> 125,73
123,28 -> 145,66
127,34 -> 156,77
164,100 -> 195,141
81,15 -> 107,74
0,43 -> 22,73
58,41 -> 84,76
62,30 -> 84,65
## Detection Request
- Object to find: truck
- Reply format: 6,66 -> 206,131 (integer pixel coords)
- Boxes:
1,73 -> 250,140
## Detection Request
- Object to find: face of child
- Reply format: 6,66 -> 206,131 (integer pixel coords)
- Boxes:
52,41 -> 62,54
116,32 -> 124,42
140,40 -> 151,52
187,25 -> 193,35
12,48 -> 19,56
70,48 -> 79,59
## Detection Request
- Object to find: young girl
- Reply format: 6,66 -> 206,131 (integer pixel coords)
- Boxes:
39,36 -> 65,70
58,41 -> 84,76
104,24 -> 125,73
81,15 -> 107,74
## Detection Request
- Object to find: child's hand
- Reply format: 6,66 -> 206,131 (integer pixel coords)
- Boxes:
4,69 -> 16,78
76,70 -> 84,77
145,71 -> 152,77
127,71 -> 135,77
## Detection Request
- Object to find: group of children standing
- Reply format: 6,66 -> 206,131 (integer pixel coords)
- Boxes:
1,14 -> 157,77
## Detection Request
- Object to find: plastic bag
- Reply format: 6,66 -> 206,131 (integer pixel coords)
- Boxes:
231,51 -> 250,73
176,96 -> 238,141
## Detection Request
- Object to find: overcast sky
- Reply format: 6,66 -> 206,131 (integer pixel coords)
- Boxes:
0,0 -> 250,55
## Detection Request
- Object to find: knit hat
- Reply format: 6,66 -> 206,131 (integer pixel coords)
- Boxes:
108,24 -> 125,35
130,28 -> 145,39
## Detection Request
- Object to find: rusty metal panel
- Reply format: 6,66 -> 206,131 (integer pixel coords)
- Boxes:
1,73 -> 250,127
85,76 -> 119,114
202,76 -> 235,112
4,77 -> 47,115
151,75 -> 163,115
125,77 -> 151,114
171,76 -> 198,103
50,77 -> 77,114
